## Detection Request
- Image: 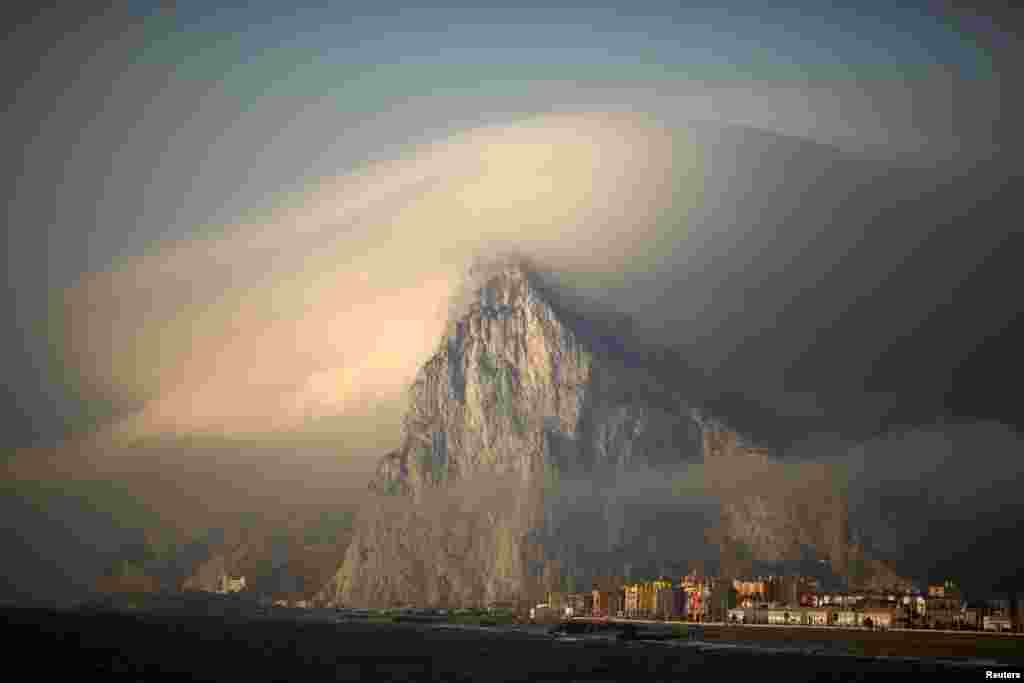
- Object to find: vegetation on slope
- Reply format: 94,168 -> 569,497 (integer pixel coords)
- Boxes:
479,350 -> 528,436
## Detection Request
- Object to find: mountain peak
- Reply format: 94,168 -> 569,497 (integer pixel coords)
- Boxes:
370,260 -> 716,505
465,253 -> 535,281
469,259 -> 539,309
329,266 -> 911,607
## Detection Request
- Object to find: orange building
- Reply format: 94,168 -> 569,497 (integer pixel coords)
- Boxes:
928,580 -> 961,599
591,589 -> 623,618
733,579 -> 767,600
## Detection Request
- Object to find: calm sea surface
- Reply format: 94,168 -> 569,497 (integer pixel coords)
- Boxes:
3,608 -> 1018,682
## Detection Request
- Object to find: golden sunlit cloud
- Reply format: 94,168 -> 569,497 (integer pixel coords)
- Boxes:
62,112 -> 703,441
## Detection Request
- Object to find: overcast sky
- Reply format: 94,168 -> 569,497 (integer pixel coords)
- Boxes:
1,1 -> 1021,603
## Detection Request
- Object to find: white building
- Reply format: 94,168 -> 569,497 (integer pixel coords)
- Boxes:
984,615 -> 1013,632
803,608 -> 829,626
218,575 -> 246,594
729,607 -> 769,624
836,610 -> 861,627
764,607 -> 831,626
767,609 -> 804,625
862,607 -> 897,629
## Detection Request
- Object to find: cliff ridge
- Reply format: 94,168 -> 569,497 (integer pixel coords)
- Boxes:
321,260 -> 908,606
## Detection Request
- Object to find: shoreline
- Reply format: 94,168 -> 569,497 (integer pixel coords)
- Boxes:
3,606 -> 1021,681
563,618 -> 1024,665
16,601 -> 1024,668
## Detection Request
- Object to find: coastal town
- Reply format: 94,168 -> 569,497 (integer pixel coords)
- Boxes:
531,574 -> 1019,633
179,567 -> 1020,635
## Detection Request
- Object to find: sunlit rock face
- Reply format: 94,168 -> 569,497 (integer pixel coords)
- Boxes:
369,259 -> 705,499
323,261 -> 909,607
323,260 -> 707,607
323,475 -> 549,608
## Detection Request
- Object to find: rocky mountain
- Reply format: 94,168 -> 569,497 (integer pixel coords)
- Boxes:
701,429 -> 911,591
371,258 -> 709,495
320,259 -> 908,607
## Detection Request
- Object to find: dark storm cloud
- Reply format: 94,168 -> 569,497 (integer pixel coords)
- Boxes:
799,421 -> 1024,598
1,1 -> 1019,606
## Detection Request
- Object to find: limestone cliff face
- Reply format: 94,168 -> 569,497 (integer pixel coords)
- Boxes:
324,261 -> 706,607
323,261 -> 908,606
322,476 -> 549,608
367,260 -> 702,500
703,429 -> 911,590
704,429 -> 848,567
